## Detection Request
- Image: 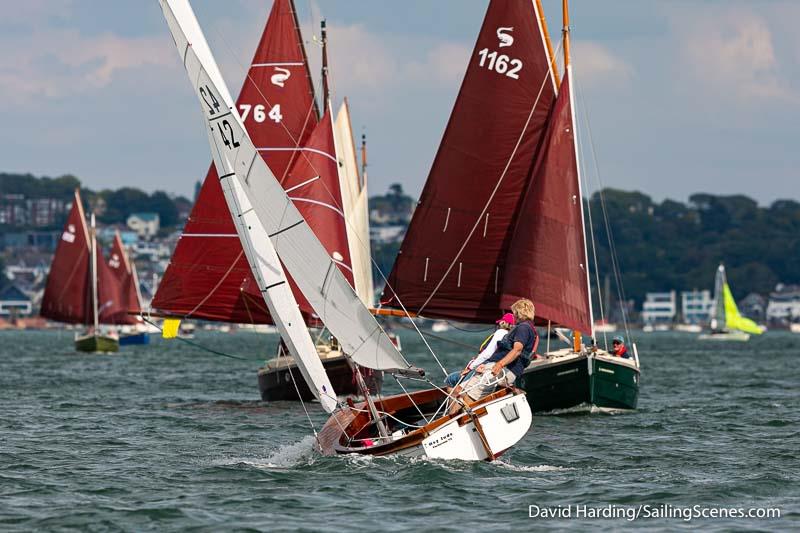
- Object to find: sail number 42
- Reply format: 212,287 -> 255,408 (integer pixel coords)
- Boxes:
239,104 -> 283,124
477,48 -> 522,79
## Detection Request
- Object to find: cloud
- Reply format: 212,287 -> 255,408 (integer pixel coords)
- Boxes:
571,41 -> 633,86
0,28 -> 174,106
672,6 -> 797,104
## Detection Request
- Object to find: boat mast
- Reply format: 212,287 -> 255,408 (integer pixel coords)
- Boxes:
90,212 -> 99,332
562,0 -> 596,350
360,132 -> 367,191
321,19 -> 330,107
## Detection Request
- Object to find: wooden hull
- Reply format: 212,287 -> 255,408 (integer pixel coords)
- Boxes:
317,387 -> 532,461
257,354 -> 383,402
519,351 -> 639,412
75,334 -> 119,353
119,332 -> 150,346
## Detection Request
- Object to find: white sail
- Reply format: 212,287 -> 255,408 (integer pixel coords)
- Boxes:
158,0 -> 408,372
159,0 -> 338,412
333,101 -> 374,306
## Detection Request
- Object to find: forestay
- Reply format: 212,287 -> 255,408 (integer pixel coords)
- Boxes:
158,0 -> 407,373
159,0 -> 338,412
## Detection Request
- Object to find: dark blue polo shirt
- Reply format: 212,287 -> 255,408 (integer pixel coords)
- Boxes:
486,321 -> 538,377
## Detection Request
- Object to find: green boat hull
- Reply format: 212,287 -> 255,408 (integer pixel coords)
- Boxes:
519,354 -> 639,412
590,357 -> 639,410
75,334 -> 119,353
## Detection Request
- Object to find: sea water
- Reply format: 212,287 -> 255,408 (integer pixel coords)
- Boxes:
1,329 -> 797,531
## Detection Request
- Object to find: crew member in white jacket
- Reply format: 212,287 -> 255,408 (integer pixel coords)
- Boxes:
444,312 -> 516,391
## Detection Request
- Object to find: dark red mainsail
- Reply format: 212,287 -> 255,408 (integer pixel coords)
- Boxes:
152,0 -> 321,323
383,0 -> 559,323
107,231 -> 142,325
501,70 -> 592,334
40,190 -> 126,325
41,190 -> 92,324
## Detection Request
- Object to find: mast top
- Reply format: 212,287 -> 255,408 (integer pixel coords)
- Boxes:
562,0 -> 571,68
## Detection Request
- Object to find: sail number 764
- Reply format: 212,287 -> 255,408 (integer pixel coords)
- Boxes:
477,48 -> 522,79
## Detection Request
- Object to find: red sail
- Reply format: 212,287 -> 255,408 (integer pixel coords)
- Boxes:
41,190 -> 92,324
501,71 -> 592,334
96,246 -> 126,325
284,109 -> 354,288
383,0 -> 558,322
107,232 -> 142,324
152,0 -> 319,323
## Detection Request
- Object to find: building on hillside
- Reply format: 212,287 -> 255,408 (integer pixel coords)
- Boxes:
766,284 -> 800,325
0,194 -> 68,227
739,293 -> 767,322
642,291 -> 677,325
680,289 -> 713,324
0,285 -> 33,317
0,231 -> 60,251
127,212 -> 160,238
370,225 -> 406,244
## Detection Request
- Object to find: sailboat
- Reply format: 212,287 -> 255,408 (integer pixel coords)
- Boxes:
382,0 -> 640,413
108,231 -> 149,345
151,0 -> 381,401
699,264 -> 762,341
41,190 -> 124,352
159,0 -> 531,461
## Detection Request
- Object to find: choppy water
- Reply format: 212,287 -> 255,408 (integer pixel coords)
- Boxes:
1,329 -> 798,531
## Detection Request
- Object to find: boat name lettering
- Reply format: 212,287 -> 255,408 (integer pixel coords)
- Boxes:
477,48 -> 523,80
425,432 -> 454,449
239,104 -> 283,124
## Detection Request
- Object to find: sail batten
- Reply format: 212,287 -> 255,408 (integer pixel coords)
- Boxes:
158,0 -> 407,375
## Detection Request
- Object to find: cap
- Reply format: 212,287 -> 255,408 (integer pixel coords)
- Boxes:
497,313 -> 516,325
612,335 -> 624,344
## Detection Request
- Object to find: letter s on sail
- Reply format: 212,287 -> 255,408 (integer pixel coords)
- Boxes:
497,27 -> 514,48
271,67 -> 291,87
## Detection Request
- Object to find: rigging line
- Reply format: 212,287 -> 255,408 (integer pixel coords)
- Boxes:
140,316 -> 260,361
415,40 -> 563,316
395,322 -> 481,350
443,320 -> 495,333
185,250 -> 245,319
285,352 -> 320,441
574,89 -> 607,350
574,74 -> 633,344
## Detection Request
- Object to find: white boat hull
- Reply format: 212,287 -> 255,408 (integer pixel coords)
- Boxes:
698,331 -> 750,342
422,393 -> 532,461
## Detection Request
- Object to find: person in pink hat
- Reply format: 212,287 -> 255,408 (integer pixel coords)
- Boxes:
443,312 -> 516,392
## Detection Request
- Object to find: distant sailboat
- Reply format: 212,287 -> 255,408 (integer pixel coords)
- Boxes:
41,190 -> 124,352
699,264 -> 763,341
151,0 -> 381,399
159,0 -> 532,461
381,0 -> 640,412
108,231 -> 149,345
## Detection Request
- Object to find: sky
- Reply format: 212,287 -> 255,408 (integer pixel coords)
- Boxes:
1,0 -> 798,206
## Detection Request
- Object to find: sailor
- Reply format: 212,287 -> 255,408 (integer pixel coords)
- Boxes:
611,335 -> 630,358
449,299 -> 539,414
444,312 -> 516,391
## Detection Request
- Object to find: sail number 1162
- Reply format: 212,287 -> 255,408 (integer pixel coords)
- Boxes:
477,48 -> 522,80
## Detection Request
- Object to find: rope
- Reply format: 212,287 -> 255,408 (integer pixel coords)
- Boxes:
285,351 -> 320,443
395,322 -> 478,350
141,316 -> 262,362
573,75 -> 634,345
